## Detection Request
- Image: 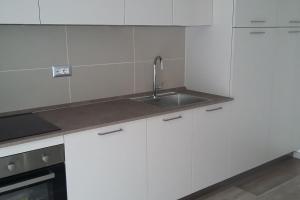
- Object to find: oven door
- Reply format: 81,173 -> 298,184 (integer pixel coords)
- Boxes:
0,164 -> 67,200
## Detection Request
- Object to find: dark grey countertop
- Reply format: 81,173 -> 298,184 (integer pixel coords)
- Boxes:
0,88 -> 233,148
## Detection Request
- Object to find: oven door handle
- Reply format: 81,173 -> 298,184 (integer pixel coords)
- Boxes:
0,173 -> 55,194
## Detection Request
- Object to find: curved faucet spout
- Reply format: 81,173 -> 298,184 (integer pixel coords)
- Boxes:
153,56 -> 163,99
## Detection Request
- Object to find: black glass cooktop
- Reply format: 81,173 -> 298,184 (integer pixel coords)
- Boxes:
0,113 -> 60,143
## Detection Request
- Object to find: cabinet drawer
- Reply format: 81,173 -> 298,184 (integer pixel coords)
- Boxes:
277,0 -> 300,27
234,0 -> 277,27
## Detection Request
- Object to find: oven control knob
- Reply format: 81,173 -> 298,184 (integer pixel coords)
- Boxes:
42,155 -> 50,163
7,163 -> 16,172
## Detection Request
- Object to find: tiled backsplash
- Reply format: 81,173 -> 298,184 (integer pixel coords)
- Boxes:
0,25 -> 185,113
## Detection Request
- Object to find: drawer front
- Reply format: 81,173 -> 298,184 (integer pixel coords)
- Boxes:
234,0 -> 277,27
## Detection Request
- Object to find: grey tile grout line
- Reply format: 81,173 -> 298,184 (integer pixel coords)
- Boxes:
0,58 -> 185,73
64,25 -> 72,104
0,67 -> 50,73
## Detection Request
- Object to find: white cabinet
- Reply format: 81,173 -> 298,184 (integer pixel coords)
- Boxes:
287,29 -> 300,150
0,0 -> 39,24
192,104 -> 230,192
234,0 -> 277,27
147,111 -> 193,200
277,0 -> 300,27
39,0 -> 124,25
230,28 -> 274,176
173,0 -> 212,26
185,0 -> 234,96
64,120 -> 147,200
269,29 -> 295,159
125,0 -> 172,25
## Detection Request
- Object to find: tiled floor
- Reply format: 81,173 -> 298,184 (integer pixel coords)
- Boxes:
193,157 -> 300,200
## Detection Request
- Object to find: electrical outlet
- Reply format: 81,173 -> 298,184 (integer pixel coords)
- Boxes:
52,65 -> 72,78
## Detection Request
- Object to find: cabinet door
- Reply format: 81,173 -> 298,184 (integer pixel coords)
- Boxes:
39,0 -> 124,25
192,104 -> 230,192
64,120 -> 147,200
125,0 -> 172,25
288,29 -> 300,151
269,29 -> 295,159
173,0 -> 212,26
234,0 -> 277,27
0,0 -> 39,24
230,28 -> 274,176
277,0 -> 300,27
147,111 -> 193,200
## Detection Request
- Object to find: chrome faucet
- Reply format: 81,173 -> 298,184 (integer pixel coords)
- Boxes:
153,56 -> 164,99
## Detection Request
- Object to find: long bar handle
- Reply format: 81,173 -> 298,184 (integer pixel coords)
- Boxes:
98,128 -> 123,136
0,173 -> 55,194
250,20 -> 266,23
163,116 -> 182,122
206,107 -> 223,112
250,31 -> 266,35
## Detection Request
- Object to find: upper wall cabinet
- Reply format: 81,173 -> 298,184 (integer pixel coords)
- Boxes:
0,0 -> 39,24
39,0 -> 125,25
125,0 -> 172,25
277,0 -> 300,27
234,0 -> 277,27
173,0 -> 213,26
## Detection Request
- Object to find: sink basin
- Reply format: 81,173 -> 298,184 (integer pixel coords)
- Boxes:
131,92 -> 210,108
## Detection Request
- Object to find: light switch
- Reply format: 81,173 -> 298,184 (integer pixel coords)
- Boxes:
52,65 -> 72,78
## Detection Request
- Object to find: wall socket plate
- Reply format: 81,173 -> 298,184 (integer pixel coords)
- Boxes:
52,65 -> 72,78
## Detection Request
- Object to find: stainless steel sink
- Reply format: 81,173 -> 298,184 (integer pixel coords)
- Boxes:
131,92 -> 211,108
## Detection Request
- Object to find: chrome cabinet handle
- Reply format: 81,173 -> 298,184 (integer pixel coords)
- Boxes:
250,20 -> 266,23
289,20 -> 300,24
250,31 -> 266,35
163,115 -> 182,122
288,30 -> 300,34
206,107 -> 223,112
0,173 -> 55,194
98,128 -> 123,136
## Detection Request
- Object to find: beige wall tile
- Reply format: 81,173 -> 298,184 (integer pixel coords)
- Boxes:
134,26 -> 185,61
67,26 -> 133,66
135,59 -> 185,93
0,69 -> 70,113
0,26 -> 67,71
0,25 -> 186,113
71,63 -> 134,102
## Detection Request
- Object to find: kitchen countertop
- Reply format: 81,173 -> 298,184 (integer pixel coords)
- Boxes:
0,88 -> 233,148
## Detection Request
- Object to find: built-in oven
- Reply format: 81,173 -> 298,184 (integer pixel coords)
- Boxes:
0,145 -> 67,200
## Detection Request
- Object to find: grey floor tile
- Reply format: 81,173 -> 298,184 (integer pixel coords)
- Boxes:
196,187 -> 257,200
237,158 -> 300,196
190,158 -> 300,200
258,175 -> 300,200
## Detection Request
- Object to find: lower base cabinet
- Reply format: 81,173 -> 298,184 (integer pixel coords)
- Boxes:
63,100 -> 297,200
192,104 -> 230,192
64,120 -> 147,200
147,111 -> 193,200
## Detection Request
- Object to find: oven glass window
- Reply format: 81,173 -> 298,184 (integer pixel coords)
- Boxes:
0,182 -> 53,200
